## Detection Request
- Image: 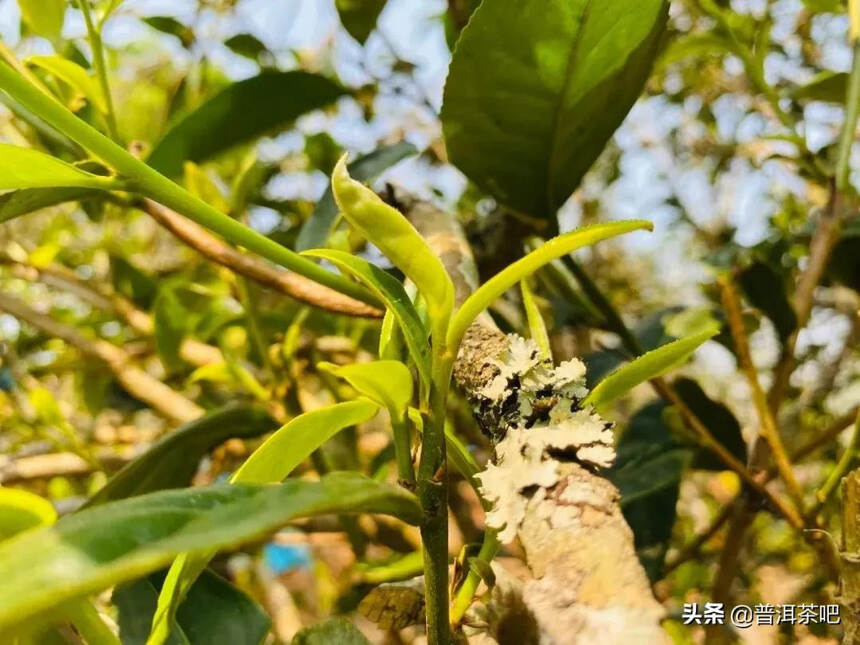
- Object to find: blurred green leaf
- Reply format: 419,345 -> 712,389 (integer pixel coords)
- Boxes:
449,221 -> 653,348
0,187 -> 100,225
304,132 -> 342,175
318,361 -> 412,419
520,279 -> 551,360
148,72 -> 346,176
115,570 -> 270,645
827,219 -> 860,292
676,378 -> 747,469
0,487 -> 56,542
143,16 -> 195,47
292,617 -> 370,644
802,0 -> 845,13
335,0 -> 387,44
584,325 -> 718,411
441,0 -> 668,219
27,55 -> 107,114
739,261 -> 797,343
224,34 -> 269,61
85,404 -> 275,508
111,255 -> 157,309
296,141 -> 417,251
303,249 -> 431,387
790,71 -> 848,103
153,288 -> 189,373
0,144 -> 120,190
0,473 -> 421,632
17,0 -> 65,38
657,31 -> 733,70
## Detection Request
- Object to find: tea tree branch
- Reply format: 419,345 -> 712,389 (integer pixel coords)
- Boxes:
140,199 -> 381,318
0,63 -> 381,309
719,274 -> 804,506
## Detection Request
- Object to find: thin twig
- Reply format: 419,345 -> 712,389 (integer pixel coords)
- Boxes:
139,199 -> 382,319
719,273 -> 804,505
0,292 -> 203,423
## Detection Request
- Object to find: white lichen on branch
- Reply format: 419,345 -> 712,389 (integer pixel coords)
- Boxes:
474,336 -> 616,543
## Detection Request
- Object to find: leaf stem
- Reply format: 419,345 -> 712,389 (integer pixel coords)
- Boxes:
837,42 -> 860,193
0,63 -> 380,309
816,409 -> 860,508
450,530 -> 500,625
78,0 -> 120,141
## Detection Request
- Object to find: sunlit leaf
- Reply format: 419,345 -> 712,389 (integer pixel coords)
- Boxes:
0,487 -> 56,542
331,155 -> 454,331
0,474 -> 421,632
85,404 -> 275,507
520,279 -> 551,360
318,361 -> 413,419
584,325 -> 719,411
302,249 -> 431,386
296,142 -> 417,251
17,0 -> 65,38
27,55 -> 108,114
448,221 -> 653,348
0,144 -> 121,191
442,0 -> 668,219
233,399 -> 379,484
148,72 -> 346,176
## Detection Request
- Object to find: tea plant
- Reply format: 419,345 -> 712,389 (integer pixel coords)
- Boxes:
0,0 -> 858,644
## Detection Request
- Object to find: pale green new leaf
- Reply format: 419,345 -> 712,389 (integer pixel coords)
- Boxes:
232,398 -> 379,484
0,474 -> 420,632
303,248 -> 431,386
584,325 -> 720,411
0,487 -> 56,542
330,155 -> 454,331
318,361 -> 412,419
0,145 -> 121,191
448,220 -> 653,348
17,0 -> 65,38
27,56 -> 108,114
520,279 -> 551,360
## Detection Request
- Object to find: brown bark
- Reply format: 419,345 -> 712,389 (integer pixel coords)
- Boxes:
408,204 -> 668,644
140,199 -> 382,319
0,292 -> 203,424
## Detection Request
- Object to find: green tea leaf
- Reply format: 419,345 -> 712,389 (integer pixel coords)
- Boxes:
0,474 -> 421,631
292,617 -> 371,645
302,249 -> 431,386
335,0 -> 388,44
0,187 -> 100,225
739,261 -> 797,344
520,279 -> 551,360
17,0 -> 65,38
148,72 -> 346,176
0,144 -> 121,191
441,0 -> 668,219
448,221 -> 652,348
330,155 -> 454,331
233,399 -> 379,484
584,325 -> 719,411
296,142 -> 418,251
0,487 -> 56,542
318,361 -> 412,419
790,70 -> 848,103
85,404 -> 276,508
224,34 -> 269,61
143,17 -> 195,47
115,570 -> 270,645
27,55 -> 108,114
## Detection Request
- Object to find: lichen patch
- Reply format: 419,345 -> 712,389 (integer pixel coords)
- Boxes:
473,336 -> 616,543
